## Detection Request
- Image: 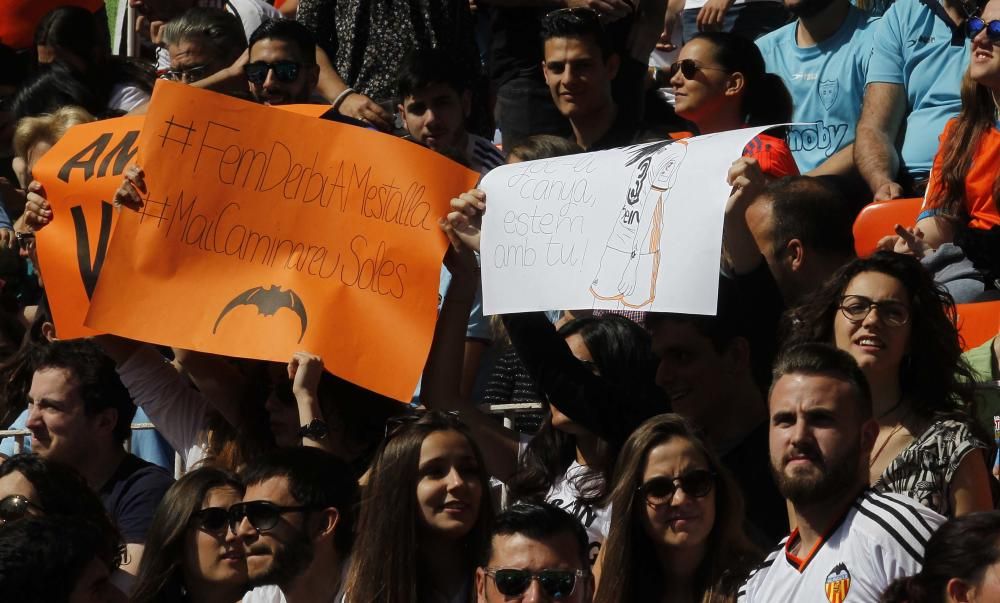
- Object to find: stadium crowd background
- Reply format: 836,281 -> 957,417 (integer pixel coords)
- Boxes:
0,0 -> 1000,601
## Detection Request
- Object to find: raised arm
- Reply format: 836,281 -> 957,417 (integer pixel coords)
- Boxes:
422,223 -> 520,482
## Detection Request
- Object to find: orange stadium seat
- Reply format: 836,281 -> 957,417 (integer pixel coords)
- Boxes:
852,198 -> 923,257
956,301 -> 1000,351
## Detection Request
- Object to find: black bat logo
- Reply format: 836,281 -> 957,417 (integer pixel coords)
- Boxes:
212,285 -> 308,343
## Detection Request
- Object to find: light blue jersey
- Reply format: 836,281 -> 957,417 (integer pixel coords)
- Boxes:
756,6 -> 880,172
866,0 -> 968,178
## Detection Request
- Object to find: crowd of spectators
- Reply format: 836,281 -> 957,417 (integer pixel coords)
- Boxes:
0,0 -> 999,601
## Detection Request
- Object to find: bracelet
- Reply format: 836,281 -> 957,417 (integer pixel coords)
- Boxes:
332,87 -> 356,113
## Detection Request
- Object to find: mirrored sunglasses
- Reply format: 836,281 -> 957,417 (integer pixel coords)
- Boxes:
486,568 -> 587,599
968,17 -> 1000,43
244,60 -> 301,85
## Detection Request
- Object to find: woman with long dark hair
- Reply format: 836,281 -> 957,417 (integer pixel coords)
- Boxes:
784,251 -> 993,516
881,511 -> 1000,603
130,467 -> 247,603
32,5 -> 153,115
345,411 -> 493,603
880,0 -> 1000,289
595,414 -> 759,603
668,31 -> 798,179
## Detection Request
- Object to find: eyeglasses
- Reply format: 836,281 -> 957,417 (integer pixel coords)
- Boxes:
15,231 -> 35,252
160,64 -> 211,84
968,17 -> 1000,43
638,469 -> 716,506
0,494 -> 45,525
484,568 -> 588,599
228,500 -> 314,533
669,58 -> 730,80
191,506 -> 231,533
244,60 -> 301,86
838,295 -> 910,327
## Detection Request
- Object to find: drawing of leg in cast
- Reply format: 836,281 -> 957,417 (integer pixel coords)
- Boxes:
590,140 -> 688,308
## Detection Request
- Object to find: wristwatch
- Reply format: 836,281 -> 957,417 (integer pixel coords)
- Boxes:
297,419 -> 329,440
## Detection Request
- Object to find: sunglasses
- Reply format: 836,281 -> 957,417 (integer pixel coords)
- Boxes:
638,469 -> 716,506
191,506 -> 231,533
244,60 -> 301,85
544,6 -> 605,27
668,58 -> 731,80
838,295 -> 910,327
968,17 -> 1000,43
485,568 -> 588,599
0,494 -> 44,525
228,500 -> 314,533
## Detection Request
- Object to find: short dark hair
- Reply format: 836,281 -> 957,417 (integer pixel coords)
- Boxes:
240,447 -> 357,554
482,502 -> 590,568
771,343 -> 873,419
396,48 -> 469,105
540,8 -> 613,58
248,19 -> 316,65
761,176 -> 856,261
0,516 -> 121,602
31,339 -> 136,443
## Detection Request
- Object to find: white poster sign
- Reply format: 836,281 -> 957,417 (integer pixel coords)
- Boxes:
480,126 -> 778,316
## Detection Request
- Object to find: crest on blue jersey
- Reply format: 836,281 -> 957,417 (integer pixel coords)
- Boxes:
818,80 -> 839,111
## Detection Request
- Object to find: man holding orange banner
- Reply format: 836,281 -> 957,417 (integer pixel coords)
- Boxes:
70,81 -> 478,402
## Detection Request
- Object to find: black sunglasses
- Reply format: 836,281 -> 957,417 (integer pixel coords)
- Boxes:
638,469 -> 716,506
228,500 -> 314,533
244,60 -> 301,85
191,506 -> 231,533
968,17 -> 1000,43
0,494 -> 44,525
485,568 -> 587,599
669,58 -> 730,80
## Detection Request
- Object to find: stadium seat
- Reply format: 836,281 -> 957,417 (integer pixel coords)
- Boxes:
852,198 -> 923,257
956,301 -> 1000,351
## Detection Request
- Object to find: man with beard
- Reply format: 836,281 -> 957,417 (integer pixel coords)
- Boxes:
738,343 -> 943,602
235,447 -> 356,603
245,19 -> 320,106
755,0 -> 879,178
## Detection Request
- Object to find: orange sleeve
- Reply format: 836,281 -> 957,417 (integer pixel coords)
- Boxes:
921,118 -> 959,212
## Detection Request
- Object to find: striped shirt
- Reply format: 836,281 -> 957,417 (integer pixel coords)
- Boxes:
466,134 -> 505,176
738,490 -> 944,603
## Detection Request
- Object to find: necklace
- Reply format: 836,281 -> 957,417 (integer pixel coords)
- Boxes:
869,423 -> 905,469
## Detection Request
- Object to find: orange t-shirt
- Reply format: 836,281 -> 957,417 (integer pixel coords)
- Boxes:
922,118 -> 1000,230
669,131 -> 800,179
0,0 -> 104,50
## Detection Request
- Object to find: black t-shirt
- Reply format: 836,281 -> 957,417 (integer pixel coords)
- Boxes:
721,421 -> 789,547
99,453 -> 174,544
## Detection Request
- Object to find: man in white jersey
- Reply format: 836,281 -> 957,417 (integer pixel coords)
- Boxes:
738,343 -> 943,602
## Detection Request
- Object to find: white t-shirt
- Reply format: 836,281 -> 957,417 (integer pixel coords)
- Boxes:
738,490 -> 944,603
515,436 -> 610,566
545,460 -> 612,566
116,345 -> 211,470
108,83 -> 150,113
244,561 -> 350,602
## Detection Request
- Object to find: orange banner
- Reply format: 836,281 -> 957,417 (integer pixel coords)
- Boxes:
85,81 -> 479,401
32,116 -> 144,339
